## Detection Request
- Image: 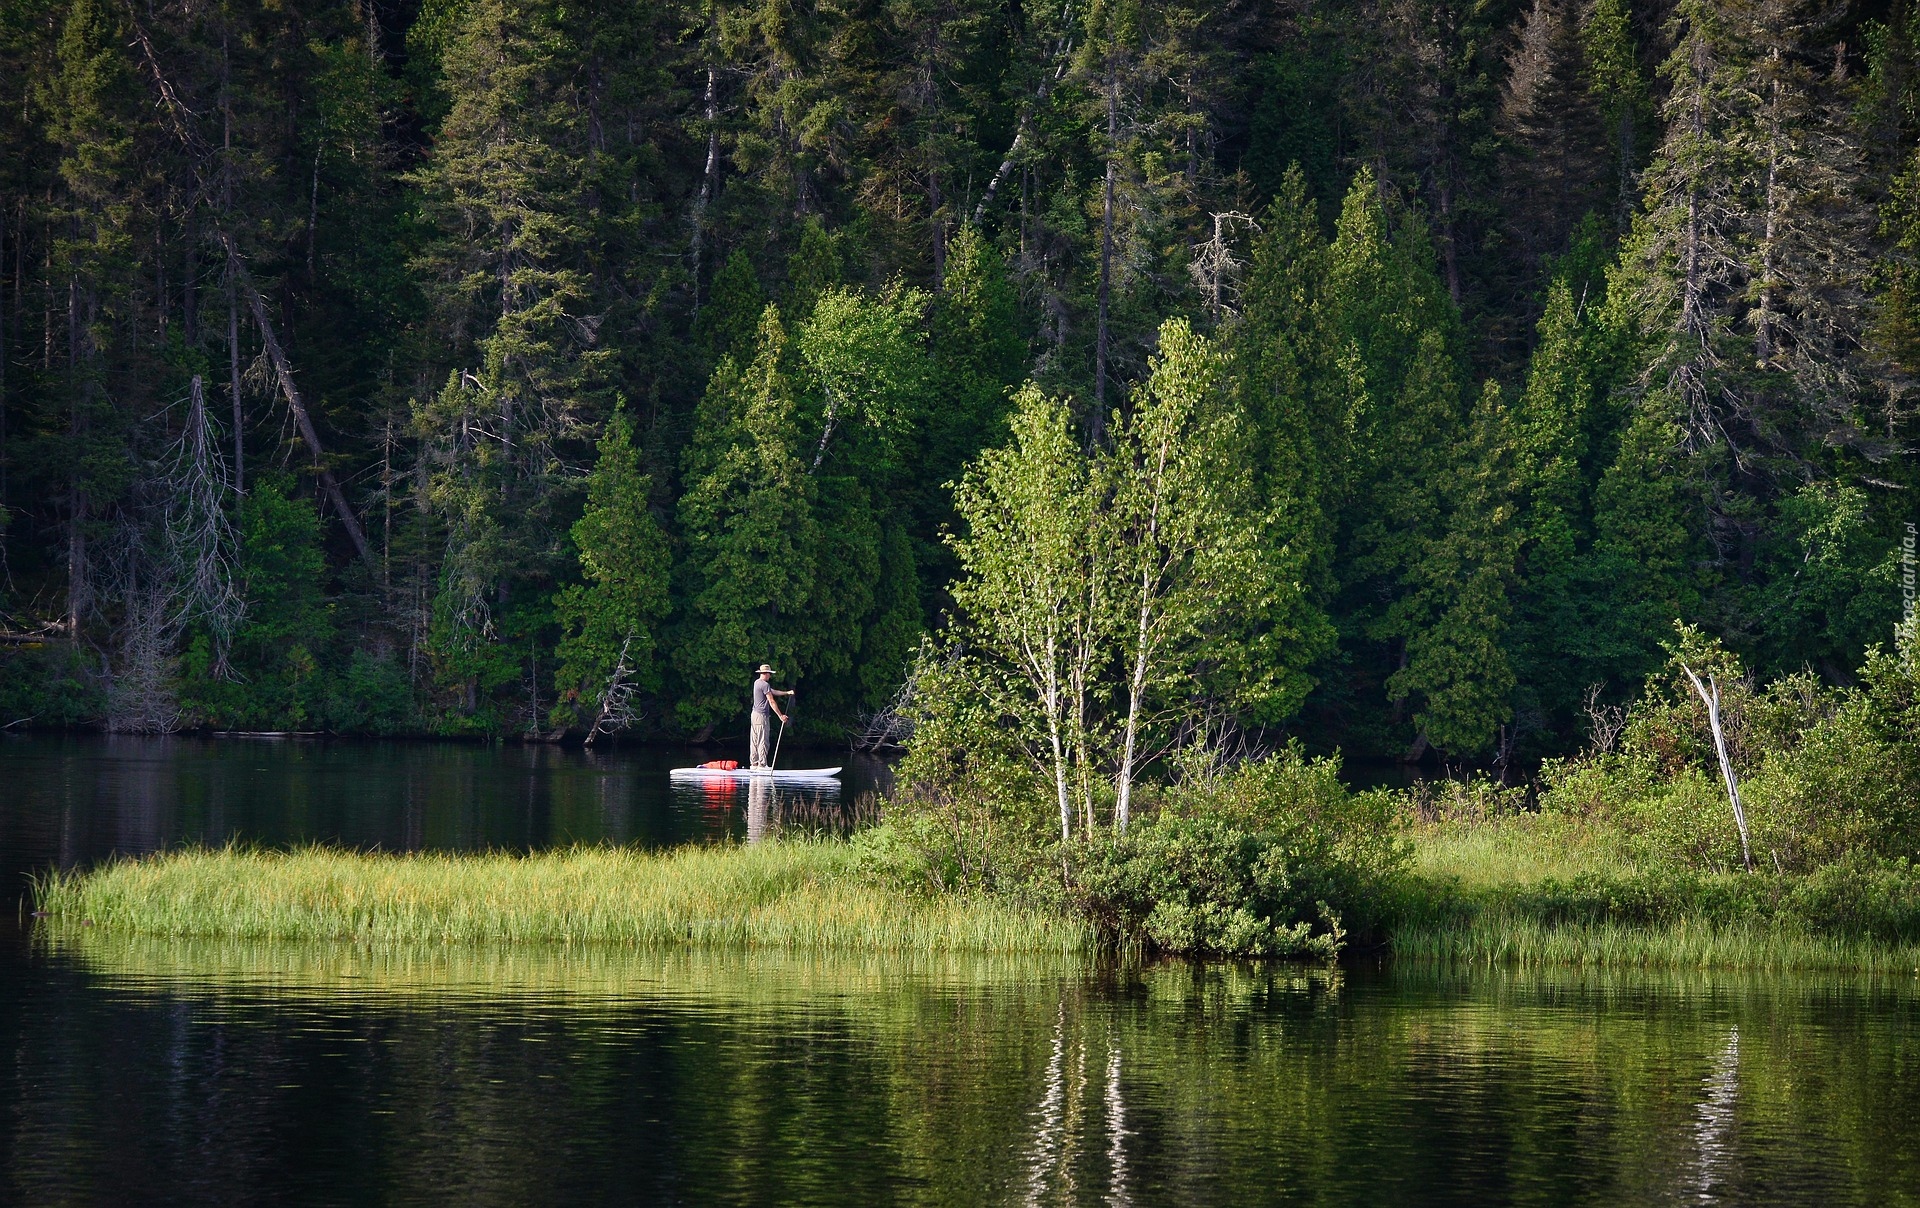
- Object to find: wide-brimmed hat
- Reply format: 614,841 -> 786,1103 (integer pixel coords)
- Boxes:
756,663 -> 775,674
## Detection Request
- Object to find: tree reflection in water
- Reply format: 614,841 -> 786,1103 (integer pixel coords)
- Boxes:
1694,1028 -> 1741,1203
12,940 -> 1919,1205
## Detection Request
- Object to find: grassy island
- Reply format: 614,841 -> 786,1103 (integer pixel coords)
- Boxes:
35,842 -> 1093,955
36,810 -> 1920,972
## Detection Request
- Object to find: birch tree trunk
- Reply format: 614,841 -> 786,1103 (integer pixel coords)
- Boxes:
1681,663 -> 1755,872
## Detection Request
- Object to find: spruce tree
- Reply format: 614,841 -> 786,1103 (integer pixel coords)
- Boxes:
696,248 -> 764,367
1502,277 -> 1617,728
1319,171 -> 1470,750
409,0 -> 610,715
552,404 -> 671,732
1498,0 -> 1611,284
673,306 -> 817,733
1387,381 -> 1523,756
1233,165 -> 1340,593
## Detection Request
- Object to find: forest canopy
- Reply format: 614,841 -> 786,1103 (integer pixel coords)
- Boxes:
0,0 -> 1912,761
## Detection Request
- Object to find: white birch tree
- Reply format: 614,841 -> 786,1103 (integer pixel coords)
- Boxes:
948,383 -> 1100,843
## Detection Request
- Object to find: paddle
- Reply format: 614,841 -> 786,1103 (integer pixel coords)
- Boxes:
771,690 -> 790,770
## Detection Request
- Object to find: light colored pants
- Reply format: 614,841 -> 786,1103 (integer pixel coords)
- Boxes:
751,710 -> 773,767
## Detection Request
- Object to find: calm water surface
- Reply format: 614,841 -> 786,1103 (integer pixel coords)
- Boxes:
3,734 -> 1919,1205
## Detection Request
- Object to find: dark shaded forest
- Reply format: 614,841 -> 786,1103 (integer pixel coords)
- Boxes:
0,0 -> 1913,760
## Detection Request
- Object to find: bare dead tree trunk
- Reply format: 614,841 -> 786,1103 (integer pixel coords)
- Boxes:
973,1 -> 1076,225
359,0 -> 382,61
226,268 -> 244,496
689,62 -> 720,314
585,634 -> 641,746
1681,663 -> 1755,872
222,234 -> 375,563
168,376 -> 244,675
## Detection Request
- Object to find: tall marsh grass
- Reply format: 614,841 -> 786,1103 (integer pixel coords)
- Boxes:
1396,816 -> 1920,973
1391,912 -> 1920,974
36,842 -> 1094,955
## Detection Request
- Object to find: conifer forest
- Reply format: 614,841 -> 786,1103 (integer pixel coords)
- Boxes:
0,0 -> 1914,763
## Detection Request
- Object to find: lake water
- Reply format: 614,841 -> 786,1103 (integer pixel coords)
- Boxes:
3,734 -> 1919,1205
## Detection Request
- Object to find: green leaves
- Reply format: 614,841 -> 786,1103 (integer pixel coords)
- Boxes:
795,282 -> 930,480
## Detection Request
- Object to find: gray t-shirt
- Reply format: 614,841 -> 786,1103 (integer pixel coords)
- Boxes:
752,679 -> 772,716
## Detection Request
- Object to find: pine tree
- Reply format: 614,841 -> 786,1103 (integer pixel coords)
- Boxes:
1498,0 -> 1611,285
552,403 -> 672,733
1387,381 -> 1522,756
918,224 -> 1025,601
409,0 -> 611,714
1502,277 -> 1617,727
42,0 -> 143,637
1585,403 -> 1707,682
696,247 -> 766,368
1579,0 -> 1653,230
1232,165 -> 1340,591
674,305 -> 817,733
1320,171 -> 1469,748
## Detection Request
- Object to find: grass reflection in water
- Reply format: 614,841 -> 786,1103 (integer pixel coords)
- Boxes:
28,931 -> 1920,1207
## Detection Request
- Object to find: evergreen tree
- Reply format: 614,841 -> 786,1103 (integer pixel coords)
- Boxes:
1502,277 -> 1617,729
1320,171 -> 1470,750
1232,166 -> 1340,593
674,306 -> 817,734
552,403 -> 672,732
41,0 -> 143,636
409,0 -> 611,717
1387,381 -> 1523,756
1498,0 -> 1611,288
696,248 -> 764,367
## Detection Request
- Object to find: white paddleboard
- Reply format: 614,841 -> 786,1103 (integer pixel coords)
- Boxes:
670,766 -> 842,782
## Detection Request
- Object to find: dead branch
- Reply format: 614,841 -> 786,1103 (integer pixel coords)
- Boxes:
221,234 -> 374,563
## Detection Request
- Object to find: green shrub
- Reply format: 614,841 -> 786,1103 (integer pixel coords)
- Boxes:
1075,816 -> 1347,958
882,655 -> 1064,895
0,644 -> 103,727
1533,623 -> 1920,873
325,649 -> 417,735
1406,856 -> 1920,945
1073,749 -> 1411,958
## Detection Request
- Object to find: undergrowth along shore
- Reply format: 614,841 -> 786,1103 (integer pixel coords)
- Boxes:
36,827 -> 1920,972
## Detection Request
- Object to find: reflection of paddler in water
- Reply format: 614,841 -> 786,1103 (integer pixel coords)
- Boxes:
749,663 -> 793,770
746,775 -> 774,843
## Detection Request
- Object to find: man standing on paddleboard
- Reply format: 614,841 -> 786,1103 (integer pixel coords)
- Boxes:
750,664 -> 793,769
